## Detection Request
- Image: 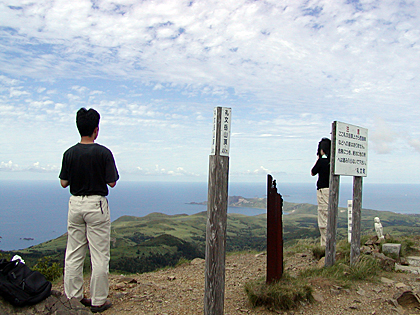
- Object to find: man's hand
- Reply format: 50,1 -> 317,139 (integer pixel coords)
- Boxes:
60,179 -> 69,188
107,182 -> 116,188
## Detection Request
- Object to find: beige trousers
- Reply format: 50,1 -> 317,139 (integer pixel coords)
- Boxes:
64,195 -> 110,306
316,188 -> 329,247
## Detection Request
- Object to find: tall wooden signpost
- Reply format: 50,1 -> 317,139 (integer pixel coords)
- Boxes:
325,121 -> 368,267
204,107 -> 231,315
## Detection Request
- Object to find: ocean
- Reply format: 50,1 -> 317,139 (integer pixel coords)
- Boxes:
0,180 -> 419,251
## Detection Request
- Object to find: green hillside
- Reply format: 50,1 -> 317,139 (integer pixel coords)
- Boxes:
3,197 -> 419,274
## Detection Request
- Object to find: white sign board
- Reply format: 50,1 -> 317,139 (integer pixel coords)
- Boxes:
334,121 -> 368,176
211,107 -> 232,156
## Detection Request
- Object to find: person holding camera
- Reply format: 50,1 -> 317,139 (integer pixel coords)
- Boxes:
311,138 -> 331,247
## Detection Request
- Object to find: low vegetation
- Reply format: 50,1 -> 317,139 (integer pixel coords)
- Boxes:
32,256 -> 63,282
299,253 -> 380,283
245,230 -> 420,312
245,274 -> 314,311
245,239 -> 385,311
1,197 -> 419,277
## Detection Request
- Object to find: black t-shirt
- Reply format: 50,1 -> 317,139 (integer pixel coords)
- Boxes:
311,157 -> 330,190
59,143 -> 119,196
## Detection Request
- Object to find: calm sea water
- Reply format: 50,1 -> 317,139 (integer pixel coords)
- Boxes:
0,181 -> 418,251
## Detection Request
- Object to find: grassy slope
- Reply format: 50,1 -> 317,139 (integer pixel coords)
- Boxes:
6,199 -> 419,271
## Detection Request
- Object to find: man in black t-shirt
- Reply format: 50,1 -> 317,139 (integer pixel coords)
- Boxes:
59,108 -> 119,313
311,138 -> 331,247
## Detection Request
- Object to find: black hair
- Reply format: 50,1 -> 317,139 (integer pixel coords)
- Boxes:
76,108 -> 100,137
317,137 -> 331,158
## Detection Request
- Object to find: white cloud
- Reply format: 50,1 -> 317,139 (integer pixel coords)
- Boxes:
409,139 -> 420,153
238,166 -> 271,176
0,4 -> 413,114
0,161 -> 58,173
167,167 -> 199,177
1,1 -> 420,183
27,162 -> 59,173
71,86 -> 89,94
29,100 -> 54,108
134,165 -> 199,177
370,118 -> 395,154
0,75 -> 20,86
90,90 -> 104,95
153,83 -> 164,90
46,89 -> 58,95
0,161 -> 20,171
67,93 -> 81,102
54,103 -> 66,110
9,87 -> 30,98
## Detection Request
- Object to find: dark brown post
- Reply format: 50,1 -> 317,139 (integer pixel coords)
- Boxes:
325,121 -> 340,267
266,174 -> 284,284
204,107 -> 231,315
350,176 -> 363,264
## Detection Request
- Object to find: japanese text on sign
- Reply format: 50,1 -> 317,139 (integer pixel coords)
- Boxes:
211,107 -> 232,156
334,121 -> 368,176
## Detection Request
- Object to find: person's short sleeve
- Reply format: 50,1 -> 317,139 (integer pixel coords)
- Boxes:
59,152 -> 69,180
104,150 -> 119,184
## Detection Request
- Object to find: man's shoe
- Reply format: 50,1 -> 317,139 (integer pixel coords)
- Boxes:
91,300 -> 112,313
80,297 -> 91,306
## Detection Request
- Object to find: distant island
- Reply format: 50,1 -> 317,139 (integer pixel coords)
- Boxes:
20,237 -> 34,241
187,195 -> 267,208
186,201 -> 206,205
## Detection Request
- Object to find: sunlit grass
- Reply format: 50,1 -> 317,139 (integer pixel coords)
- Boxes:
245,274 -> 313,311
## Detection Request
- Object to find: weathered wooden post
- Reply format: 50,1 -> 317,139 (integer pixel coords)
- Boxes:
325,121 -> 368,267
266,174 -> 284,284
325,121 -> 340,267
204,107 -> 231,315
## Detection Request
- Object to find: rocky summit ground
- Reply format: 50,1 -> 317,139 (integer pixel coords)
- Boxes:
2,251 -> 420,314
57,251 -> 420,315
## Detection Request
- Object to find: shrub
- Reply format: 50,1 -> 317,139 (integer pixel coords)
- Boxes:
33,256 -> 63,282
285,239 -> 317,256
336,239 -> 351,262
175,257 -> 190,267
299,253 -> 379,283
0,252 -> 11,261
348,255 -> 379,281
397,237 -> 416,257
312,245 -> 325,260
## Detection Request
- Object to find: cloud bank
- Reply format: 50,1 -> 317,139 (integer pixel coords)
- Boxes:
0,0 -> 419,183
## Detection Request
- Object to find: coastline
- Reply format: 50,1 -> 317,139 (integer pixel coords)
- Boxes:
0,181 -> 419,251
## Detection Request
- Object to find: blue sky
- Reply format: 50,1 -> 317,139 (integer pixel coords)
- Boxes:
0,0 -> 419,184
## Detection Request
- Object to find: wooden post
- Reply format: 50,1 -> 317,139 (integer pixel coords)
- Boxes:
266,175 -> 284,284
325,121 -> 340,267
350,176 -> 363,264
204,107 -> 231,315
325,121 -> 368,267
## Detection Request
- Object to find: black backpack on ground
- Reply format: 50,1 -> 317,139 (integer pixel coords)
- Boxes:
0,259 -> 52,306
